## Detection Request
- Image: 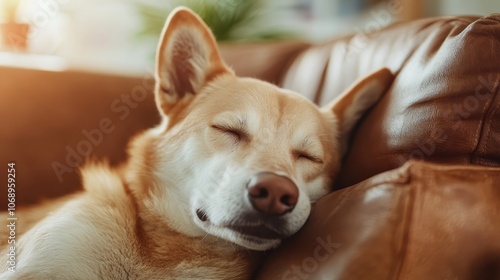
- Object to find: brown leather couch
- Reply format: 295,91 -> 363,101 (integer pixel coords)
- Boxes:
2,14 -> 500,279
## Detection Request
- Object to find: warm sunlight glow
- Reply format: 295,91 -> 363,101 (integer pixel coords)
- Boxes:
1,0 -> 20,22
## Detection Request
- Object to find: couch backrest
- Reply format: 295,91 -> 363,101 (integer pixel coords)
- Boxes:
280,14 -> 500,188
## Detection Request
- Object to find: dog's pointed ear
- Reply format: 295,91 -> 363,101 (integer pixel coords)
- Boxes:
155,7 -> 233,115
323,68 -> 394,157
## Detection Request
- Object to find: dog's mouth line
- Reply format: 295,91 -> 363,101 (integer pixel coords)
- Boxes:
225,224 -> 284,240
195,209 -> 286,240
196,208 -> 209,222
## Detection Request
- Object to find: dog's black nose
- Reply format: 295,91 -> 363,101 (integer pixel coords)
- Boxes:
247,172 -> 299,216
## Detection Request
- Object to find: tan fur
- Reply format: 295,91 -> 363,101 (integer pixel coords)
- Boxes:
327,67 -> 394,156
0,195 -> 78,250
0,7 -> 393,279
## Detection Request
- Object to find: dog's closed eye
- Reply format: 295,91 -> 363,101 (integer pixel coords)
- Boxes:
292,150 -> 324,164
211,124 -> 249,142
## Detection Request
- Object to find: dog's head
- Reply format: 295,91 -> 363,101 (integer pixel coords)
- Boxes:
128,7 -> 393,251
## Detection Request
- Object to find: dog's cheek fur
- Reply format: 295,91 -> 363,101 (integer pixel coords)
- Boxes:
147,133 -> 209,237
123,109 -> 229,237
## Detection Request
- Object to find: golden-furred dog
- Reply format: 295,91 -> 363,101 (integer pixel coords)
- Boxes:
1,7 -> 393,279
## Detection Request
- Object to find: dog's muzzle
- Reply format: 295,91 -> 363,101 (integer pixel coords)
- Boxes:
195,172 -> 300,243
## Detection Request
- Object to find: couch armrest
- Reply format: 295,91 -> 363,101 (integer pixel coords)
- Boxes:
0,66 -> 160,207
256,161 -> 500,280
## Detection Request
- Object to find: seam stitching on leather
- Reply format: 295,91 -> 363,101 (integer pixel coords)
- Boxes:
470,73 -> 500,164
314,55 -> 330,105
391,164 -> 416,280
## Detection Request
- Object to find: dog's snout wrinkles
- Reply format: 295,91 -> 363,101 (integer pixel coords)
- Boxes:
247,172 -> 298,215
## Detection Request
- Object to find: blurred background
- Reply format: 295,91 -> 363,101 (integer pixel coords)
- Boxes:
0,0 -> 499,76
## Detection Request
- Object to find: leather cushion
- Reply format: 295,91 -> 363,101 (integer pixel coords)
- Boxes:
280,15 -> 500,188
255,161 -> 500,280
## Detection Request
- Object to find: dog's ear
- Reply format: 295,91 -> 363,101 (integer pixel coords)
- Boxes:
155,7 -> 233,115
323,68 -> 394,157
